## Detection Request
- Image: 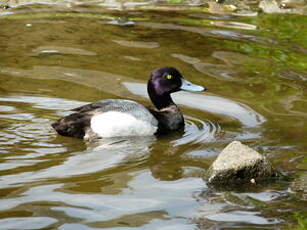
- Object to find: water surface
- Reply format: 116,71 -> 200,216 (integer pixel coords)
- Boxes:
0,1 -> 306,229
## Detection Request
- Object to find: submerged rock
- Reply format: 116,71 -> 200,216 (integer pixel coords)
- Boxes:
281,0 -> 306,8
207,141 -> 274,187
259,0 -> 305,14
291,172 -> 307,200
208,2 -> 237,14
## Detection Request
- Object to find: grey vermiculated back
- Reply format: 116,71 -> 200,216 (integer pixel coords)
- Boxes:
72,99 -> 158,127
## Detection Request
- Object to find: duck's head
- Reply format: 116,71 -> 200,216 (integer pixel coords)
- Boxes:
148,67 -> 205,109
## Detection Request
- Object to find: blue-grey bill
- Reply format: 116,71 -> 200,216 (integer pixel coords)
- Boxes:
180,79 -> 205,92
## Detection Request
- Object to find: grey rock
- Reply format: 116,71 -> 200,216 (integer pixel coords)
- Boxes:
281,0 -> 306,8
259,0 -> 284,13
259,0 -> 305,14
207,141 -> 274,187
291,172 -> 307,201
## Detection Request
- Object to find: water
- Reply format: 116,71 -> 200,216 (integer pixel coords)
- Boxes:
0,1 -> 306,229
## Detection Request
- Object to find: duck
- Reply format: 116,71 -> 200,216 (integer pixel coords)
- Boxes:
52,67 -> 205,140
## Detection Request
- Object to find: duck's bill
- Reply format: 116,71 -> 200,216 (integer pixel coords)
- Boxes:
180,79 -> 206,92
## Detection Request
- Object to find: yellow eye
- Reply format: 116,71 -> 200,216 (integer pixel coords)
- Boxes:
166,74 -> 173,80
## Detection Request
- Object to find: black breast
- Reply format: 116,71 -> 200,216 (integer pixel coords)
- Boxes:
148,105 -> 184,134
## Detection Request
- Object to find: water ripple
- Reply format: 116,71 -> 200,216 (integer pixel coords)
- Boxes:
124,82 -> 266,127
0,217 -> 57,230
174,116 -> 221,146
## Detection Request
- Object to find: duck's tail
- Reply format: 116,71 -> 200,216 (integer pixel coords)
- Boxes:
51,113 -> 90,139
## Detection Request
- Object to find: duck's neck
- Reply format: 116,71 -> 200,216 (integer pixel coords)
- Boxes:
148,85 -> 174,110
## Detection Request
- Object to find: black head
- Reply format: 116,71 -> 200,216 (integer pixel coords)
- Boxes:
148,67 -> 184,95
147,67 -> 205,109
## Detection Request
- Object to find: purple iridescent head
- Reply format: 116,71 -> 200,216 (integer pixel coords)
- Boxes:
147,67 -> 205,109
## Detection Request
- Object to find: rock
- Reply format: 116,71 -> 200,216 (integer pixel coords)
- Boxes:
291,172 -> 307,201
259,0 -> 304,14
281,0 -> 306,8
207,141 -> 275,187
208,2 -> 237,14
259,0 -> 284,13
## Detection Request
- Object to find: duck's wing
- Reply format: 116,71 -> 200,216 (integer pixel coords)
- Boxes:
72,99 -> 140,113
52,99 -> 158,139
72,99 -> 157,124
71,99 -> 118,113
52,100 -> 117,138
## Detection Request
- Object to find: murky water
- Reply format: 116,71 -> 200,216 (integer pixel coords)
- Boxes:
0,1 -> 306,229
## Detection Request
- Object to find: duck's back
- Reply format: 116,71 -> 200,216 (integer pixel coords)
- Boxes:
52,99 -> 158,140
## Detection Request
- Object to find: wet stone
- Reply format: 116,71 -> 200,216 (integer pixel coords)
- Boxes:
206,141 -> 275,187
291,172 -> 307,201
281,0 -> 306,8
259,0 -> 305,14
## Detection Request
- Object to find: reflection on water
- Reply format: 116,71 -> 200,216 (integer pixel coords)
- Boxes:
33,46 -> 97,56
0,1 -> 306,230
113,40 -> 160,49
211,21 -> 257,30
0,217 -> 57,230
175,116 -> 220,145
123,82 -> 266,127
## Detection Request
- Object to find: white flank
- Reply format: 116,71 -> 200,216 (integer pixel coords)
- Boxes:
90,111 -> 158,138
